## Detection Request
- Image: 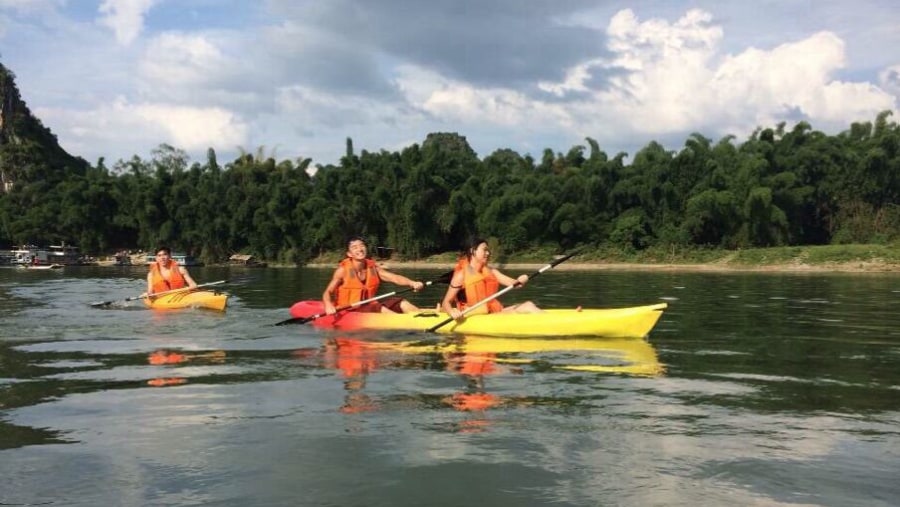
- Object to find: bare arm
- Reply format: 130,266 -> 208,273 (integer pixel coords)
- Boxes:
180,267 -> 198,288
492,268 -> 528,287
440,270 -> 465,319
146,271 -> 154,296
321,267 -> 345,315
378,268 -> 424,291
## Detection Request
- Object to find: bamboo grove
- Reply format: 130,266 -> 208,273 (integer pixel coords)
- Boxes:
1,112 -> 898,264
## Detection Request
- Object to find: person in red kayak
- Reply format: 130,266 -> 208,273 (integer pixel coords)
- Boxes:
440,238 -> 542,320
322,236 -> 424,314
146,246 -> 198,296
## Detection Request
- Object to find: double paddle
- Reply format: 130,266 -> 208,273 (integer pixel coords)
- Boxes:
274,270 -> 454,326
425,249 -> 582,333
90,280 -> 227,308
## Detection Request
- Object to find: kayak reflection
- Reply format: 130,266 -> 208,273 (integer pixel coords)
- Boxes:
297,334 -> 664,416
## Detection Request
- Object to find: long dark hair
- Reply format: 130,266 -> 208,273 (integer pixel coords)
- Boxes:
462,238 -> 488,260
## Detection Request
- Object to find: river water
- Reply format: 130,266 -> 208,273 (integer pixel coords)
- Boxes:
1,266 -> 898,506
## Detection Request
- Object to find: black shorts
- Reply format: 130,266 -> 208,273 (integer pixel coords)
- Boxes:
357,296 -> 404,313
380,296 -> 404,313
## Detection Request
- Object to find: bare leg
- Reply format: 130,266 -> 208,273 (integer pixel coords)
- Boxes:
503,301 -> 543,313
398,299 -> 420,313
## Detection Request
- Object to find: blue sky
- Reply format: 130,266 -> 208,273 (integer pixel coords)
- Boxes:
2,0 -> 898,168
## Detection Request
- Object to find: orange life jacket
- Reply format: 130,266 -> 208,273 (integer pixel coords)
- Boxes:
335,258 -> 381,306
455,258 -> 503,313
149,260 -> 187,293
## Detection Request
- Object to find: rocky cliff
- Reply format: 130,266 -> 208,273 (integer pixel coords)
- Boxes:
0,61 -> 87,192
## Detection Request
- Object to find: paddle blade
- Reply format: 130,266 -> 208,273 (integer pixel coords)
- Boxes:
548,248 -> 583,268
274,315 -> 316,327
432,270 -> 454,285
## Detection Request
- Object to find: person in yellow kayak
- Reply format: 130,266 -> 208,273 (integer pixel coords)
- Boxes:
441,238 -> 542,320
322,236 -> 425,314
146,246 -> 198,296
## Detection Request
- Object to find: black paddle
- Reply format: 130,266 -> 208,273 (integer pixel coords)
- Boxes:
274,270 -> 454,326
90,280 -> 228,307
424,249 -> 583,333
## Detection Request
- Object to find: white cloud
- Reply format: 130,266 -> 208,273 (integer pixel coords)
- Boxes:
538,8 -> 897,142
132,101 -> 248,151
880,64 -> 900,96
0,0 -> 62,36
139,32 -> 232,86
35,97 -> 249,162
0,0 -> 61,12
276,83 -> 424,133
97,0 -> 157,45
395,65 -> 571,129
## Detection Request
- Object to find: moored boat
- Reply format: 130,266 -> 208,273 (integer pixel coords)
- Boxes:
287,301 -> 667,338
144,290 -> 228,311
19,263 -> 64,270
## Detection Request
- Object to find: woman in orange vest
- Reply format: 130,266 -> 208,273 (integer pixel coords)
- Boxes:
322,237 -> 425,314
440,238 -> 541,320
146,246 -> 198,296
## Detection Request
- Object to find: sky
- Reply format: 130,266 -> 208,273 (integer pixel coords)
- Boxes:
1,0 -> 899,168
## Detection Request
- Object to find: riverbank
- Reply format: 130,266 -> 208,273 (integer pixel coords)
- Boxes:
307,259 -> 900,273
306,243 -> 900,273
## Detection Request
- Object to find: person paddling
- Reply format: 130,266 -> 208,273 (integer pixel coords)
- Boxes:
146,246 -> 198,296
440,238 -> 542,321
322,236 -> 425,315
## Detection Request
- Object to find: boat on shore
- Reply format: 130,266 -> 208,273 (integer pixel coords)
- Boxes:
287,301 -> 667,338
4,243 -> 85,266
144,252 -> 203,267
19,263 -> 64,270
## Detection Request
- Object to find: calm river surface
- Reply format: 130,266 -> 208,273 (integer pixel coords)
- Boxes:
1,265 -> 899,506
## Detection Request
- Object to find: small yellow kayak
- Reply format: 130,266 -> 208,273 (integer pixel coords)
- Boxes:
144,290 -> 228,311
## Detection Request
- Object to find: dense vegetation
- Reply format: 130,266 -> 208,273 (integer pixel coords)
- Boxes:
1,67 -> 898,264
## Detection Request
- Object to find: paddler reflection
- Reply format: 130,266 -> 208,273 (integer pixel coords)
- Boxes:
441,335 -> 664,431
320,337 -> 382,413
440,345 -> 512,433
146,349 -> 227,387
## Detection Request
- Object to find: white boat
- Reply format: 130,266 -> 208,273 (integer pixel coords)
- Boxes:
10,243 -> 82,266
19,263 -> 63,270
46,244 -> 81,265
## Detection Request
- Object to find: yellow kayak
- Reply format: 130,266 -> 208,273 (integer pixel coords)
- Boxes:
144,290 -> 228,311
289,301 -> 667,338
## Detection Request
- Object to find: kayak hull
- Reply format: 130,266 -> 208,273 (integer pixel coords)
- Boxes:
288,301 -> 667,338
144,290 -> 228,311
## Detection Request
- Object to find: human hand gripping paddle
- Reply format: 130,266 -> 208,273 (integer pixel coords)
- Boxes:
424,249 -> 583,333
90,280 -> 228,308
273,270 -> 454,326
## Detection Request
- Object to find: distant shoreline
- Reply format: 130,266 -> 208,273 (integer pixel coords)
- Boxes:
304,260 -> 900,273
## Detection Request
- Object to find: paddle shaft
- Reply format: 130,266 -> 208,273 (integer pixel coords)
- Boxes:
425,249 -> 582,333
92,280 -> 227,307
274,270 -> 453,326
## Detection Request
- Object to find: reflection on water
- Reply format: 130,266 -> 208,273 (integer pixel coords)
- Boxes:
288,334 -> 663,431
1,267 -> 899,506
